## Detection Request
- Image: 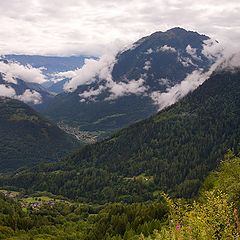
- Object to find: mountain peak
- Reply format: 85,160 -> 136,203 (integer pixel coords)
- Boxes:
167,27 -> 188,33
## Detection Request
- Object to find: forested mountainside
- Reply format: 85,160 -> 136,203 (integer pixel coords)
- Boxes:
0,97 -> 80,171
0,152 -> 239,239
2,70 -> 239,201
36,28 -> 213,133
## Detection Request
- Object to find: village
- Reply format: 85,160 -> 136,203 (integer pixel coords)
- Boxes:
0,190 -> 66,211
57,121 -> 97,144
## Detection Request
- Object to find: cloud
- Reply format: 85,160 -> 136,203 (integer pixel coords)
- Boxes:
60,37 -> 239,107
16,89 -> 42,104
145,48 -> 154,54
143,61 -> 151,71
0,61 -> 47,84
150,69 -> 209,110
0,0 -> 239,56
178,55 -> 198,67
186,45 -> 202,61
79,85 -> 106,101
106,78 -> 148,100
201,39 -> 223,61
0,85 -> 16,97
150,44 -> 240,110
63,52 -> 117,92
158,45 -> 177,53
0,84 -> 42,104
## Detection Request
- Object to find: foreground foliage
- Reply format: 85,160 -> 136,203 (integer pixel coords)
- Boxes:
0,152 -> 240,239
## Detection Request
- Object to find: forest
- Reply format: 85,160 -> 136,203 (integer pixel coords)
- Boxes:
0,151 -> 240,239
1,71 -> 240,203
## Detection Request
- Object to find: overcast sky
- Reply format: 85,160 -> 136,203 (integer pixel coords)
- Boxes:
0,0 -> 239,56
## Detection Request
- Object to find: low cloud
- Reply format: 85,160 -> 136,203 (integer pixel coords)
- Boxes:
178,55 -> 197,67
143,61 -> 151,71
158,45 -> 177,53
0,61 -> 47,84
150,69 -> 209,110
201,39 -> 223,61
106,78 -> 147,100
186,45 -> 202,61
150,44 -> 239,110
55,38 -> 240,111
0,84 -> 42,104
0,84 -> 16,98
17,89 -> 42,104
63,54 -> 116,92
79,85 -> 106,101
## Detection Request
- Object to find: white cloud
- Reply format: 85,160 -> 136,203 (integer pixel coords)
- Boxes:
158,78 -> 171,87
79,85 -> 106,101
202,39 -> 223,61
150,69 -> 208,110
0,61 -> 47,84
150,44 -> 239,110
0,0 -> 239,56
158,45 -> 177,53
145,48 -> 154,54
0,84 -> 16,97
16,89 -> 42,104
63,52 -> 117,92
143,61 -> 151,71
186,45 -> 202,61
106,78 -> 148,100
60,42 -> 150,101
178,55 -> 198,67
0,84 -> 42,104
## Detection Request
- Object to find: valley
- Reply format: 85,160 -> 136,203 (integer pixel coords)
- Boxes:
0,6 -> 239,237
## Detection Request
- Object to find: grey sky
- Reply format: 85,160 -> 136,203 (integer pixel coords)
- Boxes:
0,0 -> 239,56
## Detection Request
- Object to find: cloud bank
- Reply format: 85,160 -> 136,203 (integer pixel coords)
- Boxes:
58,37 -> 240,110
0,0 -> 239,56
0,85 -> 42,104
150,44 -> 240,110
0,60 -> 45,104
0,61 -> 47,84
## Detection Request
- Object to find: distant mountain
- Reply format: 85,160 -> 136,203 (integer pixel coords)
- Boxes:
36,28 -> 214,133
0,97 -> 80,171
4,55 -> 95,94
111,27 -> 210,88
3,70 -> 240,202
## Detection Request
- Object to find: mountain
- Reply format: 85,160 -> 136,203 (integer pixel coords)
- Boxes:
35,28 -> 214,134
0,97 -> 80,171
2,70 -> 239,202
4,54 -> 95,94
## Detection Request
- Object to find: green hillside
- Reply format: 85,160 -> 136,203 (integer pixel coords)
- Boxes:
0,97 -> 80,171
0,152 -> 239,239
1,70 -> 240,202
